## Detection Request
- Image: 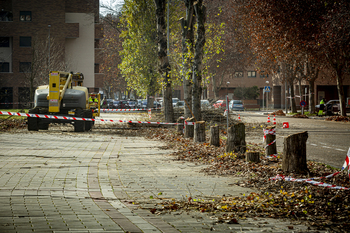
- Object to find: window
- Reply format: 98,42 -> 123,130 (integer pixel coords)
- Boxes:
20,11 -> 31,21
0,37 -> 10,47
94,63 -> 99,73
234,71 -> 243,78
247,71 -> 256,77
19,62 -> 31,72
0,11 -> 13,21
0,62 -> 10,72
20,36 -> 31,47
260,71 -> 269,78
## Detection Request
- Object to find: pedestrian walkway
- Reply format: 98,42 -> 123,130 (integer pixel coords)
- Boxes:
0,129 -> 325,232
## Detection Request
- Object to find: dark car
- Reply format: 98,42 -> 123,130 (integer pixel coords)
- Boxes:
154,101 -> 161,108
127,100 -> 138,109
111,100 -> 130,109
315,100 -> 340,115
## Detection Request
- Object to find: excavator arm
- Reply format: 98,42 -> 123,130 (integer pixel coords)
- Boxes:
47,71 -> 72,113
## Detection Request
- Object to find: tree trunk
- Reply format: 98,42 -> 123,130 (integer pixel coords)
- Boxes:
335,69 -> 347,116
289,79 -> 297,113
181,0 -> 194,119
192,0 -> 206,121
308,78 -> 316,114
282,131 -> 309,174
298,78 -> 303,101
194,121 -> 206,142
226,122 -> 246,154
154,0 -> 174,123
177,117 -> 184,135
246,152 -> 260,163
209,125 -> 220,147
184,117 -> 195,138
265,126 -> 277,157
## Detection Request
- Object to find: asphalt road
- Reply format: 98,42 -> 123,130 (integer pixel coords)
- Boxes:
237,111 -> 350,169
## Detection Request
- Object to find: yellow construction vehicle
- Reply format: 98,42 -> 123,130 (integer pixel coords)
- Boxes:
27,71 -> 99,132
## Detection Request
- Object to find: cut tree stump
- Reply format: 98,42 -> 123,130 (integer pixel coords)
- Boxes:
194,121 -> 206,143
246,152 -> 260,163
226,122 -> 246,154
209,125 -> 220,147
184,117 -> 195,138
265,126 -> 277,157
282,131 -> 309,174
177,117 -> 184,134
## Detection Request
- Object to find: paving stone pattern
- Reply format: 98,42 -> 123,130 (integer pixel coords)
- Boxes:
0,128 -> 326,233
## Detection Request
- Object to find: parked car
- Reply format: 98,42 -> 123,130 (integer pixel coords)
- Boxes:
172,98 -> 179,107
201,99 -> 210,109
127,100 -> 138,109
140,100 -> 148,108
154,101 -> 161,108
111,100 -> 130,109
213,100 -> 226,109
315,100 -> 340,115
175,100 -> 185,109
229,100 -> 244,111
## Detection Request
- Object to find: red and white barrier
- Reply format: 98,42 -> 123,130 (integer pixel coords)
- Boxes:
100,107 -> 162,112
273,115 -> 276,125
270,148 -> 350,190
263,128 -> 276,141
270,173 -> 349,190
238,114 -> 241,121
101,108 -> 149,112
0,111 -> 194,126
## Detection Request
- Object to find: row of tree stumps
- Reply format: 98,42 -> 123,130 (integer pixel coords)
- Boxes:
177,117 -> 309,175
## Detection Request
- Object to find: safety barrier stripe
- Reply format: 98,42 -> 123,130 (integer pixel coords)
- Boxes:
264,139 -> 276,149
270,173 -> 349,190
100,108 -> 161,112
0,111 -> 194,125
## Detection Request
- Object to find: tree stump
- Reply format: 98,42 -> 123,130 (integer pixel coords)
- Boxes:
177,117 -> 184,135
184,117 -> 195,138
209,125 -> 220,147
282,131 -> 309,174
194,121 -> 206,143
226,122 -> 246,154
265,126 -> 277,157
246,152 -> 260,163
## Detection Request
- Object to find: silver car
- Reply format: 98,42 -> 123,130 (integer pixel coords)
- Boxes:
229,100 -> 244,111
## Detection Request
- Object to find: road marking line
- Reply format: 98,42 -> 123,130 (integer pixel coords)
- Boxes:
335,148 -> 347,152
322,146 -> 332,149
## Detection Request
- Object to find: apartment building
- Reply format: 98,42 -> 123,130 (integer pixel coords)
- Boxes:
0,0 -> 103,108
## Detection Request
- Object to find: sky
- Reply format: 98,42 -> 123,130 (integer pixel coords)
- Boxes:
100,0 -> 124,15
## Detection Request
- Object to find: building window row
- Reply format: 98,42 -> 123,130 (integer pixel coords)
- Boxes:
0,11 -> 32,22
0,62 -> 32,73
234,71 -> 268,78
1,36 -> 31,47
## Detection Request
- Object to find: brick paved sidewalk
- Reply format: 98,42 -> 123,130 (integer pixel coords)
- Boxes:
0,128 -> 325,233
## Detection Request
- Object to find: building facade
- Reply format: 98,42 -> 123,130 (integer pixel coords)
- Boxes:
0,0 -> 102,108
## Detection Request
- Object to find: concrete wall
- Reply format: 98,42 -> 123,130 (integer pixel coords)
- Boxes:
65,13 -> 95,88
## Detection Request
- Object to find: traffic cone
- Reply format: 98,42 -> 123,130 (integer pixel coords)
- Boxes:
267,114 -> 271,123
273,115 -> 276,125
238,114 -> 241,121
